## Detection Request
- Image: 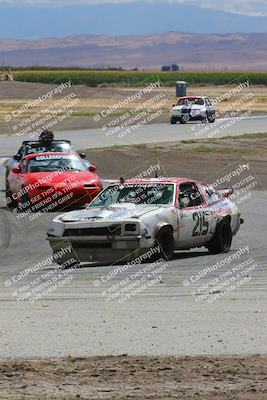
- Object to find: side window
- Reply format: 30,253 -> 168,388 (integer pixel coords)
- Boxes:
205,99 -> 210,106
179,182 -> 204,208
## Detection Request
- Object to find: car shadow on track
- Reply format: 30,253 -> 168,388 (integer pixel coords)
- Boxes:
172,250 -> 209,259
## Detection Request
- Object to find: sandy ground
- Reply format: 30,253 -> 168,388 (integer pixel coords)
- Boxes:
0,355 -> 266,399
83,134 -> 267,188
0,81 -> 267,134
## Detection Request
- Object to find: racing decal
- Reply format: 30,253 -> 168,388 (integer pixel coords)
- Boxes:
35,155 -> 65,161
192,211 -> 210,237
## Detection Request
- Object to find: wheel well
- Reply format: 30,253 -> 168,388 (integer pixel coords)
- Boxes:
218,215 -> 231,225
156,224 -> 173,236
223,216 -> 231,224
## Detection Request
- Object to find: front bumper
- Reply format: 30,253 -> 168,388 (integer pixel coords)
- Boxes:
171,111 -> 206,121
47,234 -> 152,264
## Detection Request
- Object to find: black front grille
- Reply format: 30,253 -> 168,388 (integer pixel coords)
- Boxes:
63,225 -> 121,237
73,242 -> 112,249
182,108 -> 191,114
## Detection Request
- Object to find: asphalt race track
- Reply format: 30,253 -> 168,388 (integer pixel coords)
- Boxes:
0,115 -> 267,157
0,164 -> 266,357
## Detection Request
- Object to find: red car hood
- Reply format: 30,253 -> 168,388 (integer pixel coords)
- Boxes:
25,171 -> 99,185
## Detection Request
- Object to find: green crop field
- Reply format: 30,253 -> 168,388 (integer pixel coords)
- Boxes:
13,70 -> 267,87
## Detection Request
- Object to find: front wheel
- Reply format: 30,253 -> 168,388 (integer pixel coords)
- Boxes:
155,227 -> 174,260
180,116 -> 187,124
207,220 -> 232,254
171,117 -> 177,125
207,113 -> 216,123
5,186 -> 17,209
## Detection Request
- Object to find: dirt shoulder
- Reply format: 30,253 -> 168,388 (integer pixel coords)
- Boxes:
1,81 -> 267,135
84,134 -> 267,189
0,355 -> 266,400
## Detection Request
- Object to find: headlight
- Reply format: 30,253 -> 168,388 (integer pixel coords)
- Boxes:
125,223 -> 137,232
47,218 -> 65,237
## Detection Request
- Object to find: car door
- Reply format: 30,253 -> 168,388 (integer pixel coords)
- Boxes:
176,182 -> 211,249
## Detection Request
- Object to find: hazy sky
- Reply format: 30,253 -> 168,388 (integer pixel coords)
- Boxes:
0,0 -> 267,17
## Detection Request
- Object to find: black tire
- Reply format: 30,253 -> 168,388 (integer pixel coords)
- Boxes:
155,227 -> 174,260
5,185 -> 17,209
5,168 -> 9,186
171,117 -> 177,125
208,113 -> 216,123
207,220 -> 232,254
180,116 -> 187,124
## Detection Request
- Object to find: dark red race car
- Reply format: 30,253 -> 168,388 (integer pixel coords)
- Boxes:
6,152 -> 103,212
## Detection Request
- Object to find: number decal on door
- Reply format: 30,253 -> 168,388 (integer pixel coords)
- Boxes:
192,212 -> 209,236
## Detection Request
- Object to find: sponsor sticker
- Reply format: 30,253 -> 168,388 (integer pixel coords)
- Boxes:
35,155 -> 64,161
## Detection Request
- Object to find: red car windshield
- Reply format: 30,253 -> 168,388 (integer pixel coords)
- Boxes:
27,155 -> 86,173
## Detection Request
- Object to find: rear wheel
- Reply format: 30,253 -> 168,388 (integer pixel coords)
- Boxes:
207,220 -> 232,254
155,227 -> 174,260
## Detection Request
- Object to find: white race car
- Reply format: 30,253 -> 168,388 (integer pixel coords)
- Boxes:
47,178 -> 243,265
170,96 -> 216,124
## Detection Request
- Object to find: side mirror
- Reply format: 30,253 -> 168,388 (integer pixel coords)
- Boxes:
89,165 -> 97,173
12,166 -> 21,174
79,152 -> 86,159
13,154 -> 21,161
172,104 -> 175,107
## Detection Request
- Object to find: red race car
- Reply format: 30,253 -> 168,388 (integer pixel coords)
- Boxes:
6,152 -> 103,212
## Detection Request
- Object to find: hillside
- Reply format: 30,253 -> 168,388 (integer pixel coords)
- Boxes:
1,32 -> 267,70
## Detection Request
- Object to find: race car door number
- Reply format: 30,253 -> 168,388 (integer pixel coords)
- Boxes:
192,211 -> 209,237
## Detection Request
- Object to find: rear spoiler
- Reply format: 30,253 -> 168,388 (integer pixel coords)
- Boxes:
217,187 -> 234,198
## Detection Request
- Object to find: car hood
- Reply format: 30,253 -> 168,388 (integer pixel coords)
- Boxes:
25,171 -> 98,184
60,203 -> 165,222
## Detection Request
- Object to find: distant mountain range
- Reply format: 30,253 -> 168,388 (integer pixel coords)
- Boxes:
1,32 -> 267,70
1,2 -> 267,38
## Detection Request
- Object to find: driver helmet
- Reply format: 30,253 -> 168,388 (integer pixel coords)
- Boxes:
39,130 -> 54,144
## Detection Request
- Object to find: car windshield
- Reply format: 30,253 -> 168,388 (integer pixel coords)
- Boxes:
90,183 -> 175,207
24,142 -> 73,156
27,155 -> 86,173
176,99 -> 204,105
